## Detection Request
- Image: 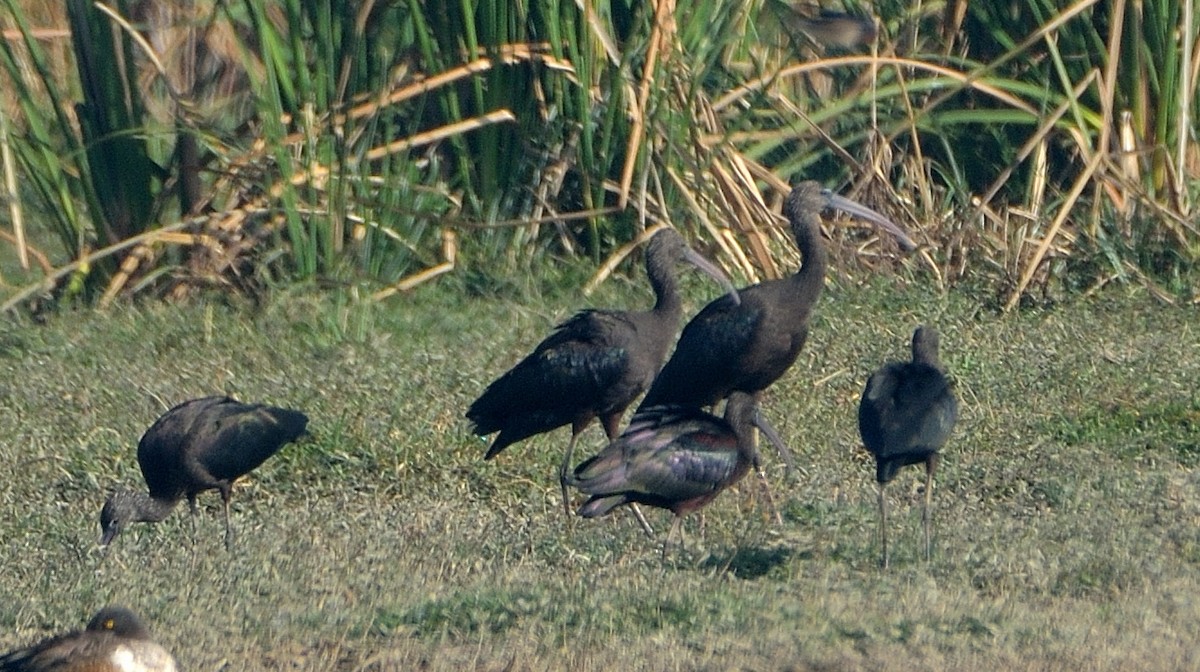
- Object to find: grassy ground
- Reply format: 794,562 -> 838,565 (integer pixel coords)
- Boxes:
0,273 -> 1198,671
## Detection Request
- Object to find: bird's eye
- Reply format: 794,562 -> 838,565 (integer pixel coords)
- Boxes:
104,618 -> 115,630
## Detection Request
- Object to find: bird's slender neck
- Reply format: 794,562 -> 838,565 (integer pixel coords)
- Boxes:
913,338 -> 943,370
125,492 -> 179,523
726,397 -> 759,463
788,207 -> 828,293
646,256 -> 684,318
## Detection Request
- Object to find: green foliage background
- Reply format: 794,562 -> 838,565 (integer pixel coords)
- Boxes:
0,0 -> 1198,308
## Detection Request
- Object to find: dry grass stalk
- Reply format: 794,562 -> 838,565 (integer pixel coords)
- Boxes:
449,206 -> 622,233
362,44 -> 573,123
709,157 -> 785,279
0,28 -> 69,40
582,222 -> 669,295
577,0 -> 621,64
975,76 -> 1089,212
665,167 -> 758,283
0,218 -> 199,313
770,94 -> 866,174
528,130 -> 579,248
204,44 -> 573,162
715,55 -> 1038,114
1005,151 -> 1105,310
93,1 -> 178,101
0,102 -> 25,273
617,0 -> 676,209
886,61 -> 936,217
371,229 -> 457,301
0,227 -> 51,273
682,75 -> 794,281
1114,110 -> 1140,216
99,242 -> 154,308
100,231 -> 225,307
1096,0 -> 1126,178
363,111 -> 517,162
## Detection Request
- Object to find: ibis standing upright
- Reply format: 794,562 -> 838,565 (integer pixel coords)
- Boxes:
636,182 -> 914,507
858,326 -> 957,568
466,228 -> 739,522
99,396 -> 309,550
639,182 -> 916,414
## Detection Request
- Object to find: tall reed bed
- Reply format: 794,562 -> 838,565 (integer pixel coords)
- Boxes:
0,0 -> 1196,309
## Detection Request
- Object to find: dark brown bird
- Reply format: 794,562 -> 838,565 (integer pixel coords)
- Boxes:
772,2 -> 878,50
858,326 -> 957,568
466,228 -> 739,521
0,606 -> 178,672
638,182 -> 916,414
569,392 -> 774,555
100,396 -> 308,550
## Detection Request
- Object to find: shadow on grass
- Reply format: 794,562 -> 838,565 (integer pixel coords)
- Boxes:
699,545 -> 799,579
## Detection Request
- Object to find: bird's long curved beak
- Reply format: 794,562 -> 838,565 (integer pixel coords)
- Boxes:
752,406 -> 796,477
822,190 -> 917,252
99,523 -> 119,546
682,247 -> 741,305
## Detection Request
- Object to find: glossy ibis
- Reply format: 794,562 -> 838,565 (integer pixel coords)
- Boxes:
639,181 -> 916,412
636,182 -> 914,514
568,392 -> 777,555
0,606 -> 178,672
466,228 -> 739,523
100,396 -> 308,550
858,326 -> 957,568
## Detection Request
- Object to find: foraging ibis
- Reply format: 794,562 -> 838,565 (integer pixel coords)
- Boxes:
99,396 -> 308,550
466,228 -> 739,521
0,606 -> 177,672
858,326 -> 957,568
569,392 -> 778,555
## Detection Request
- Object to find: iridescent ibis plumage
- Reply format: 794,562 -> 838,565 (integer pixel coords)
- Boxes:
858,326 -> 958,568
0,606 -> 178,672
465,228 -> 739,524
568,392 -> 778,555
99,396 -> 309,550
639,182 -> 916,413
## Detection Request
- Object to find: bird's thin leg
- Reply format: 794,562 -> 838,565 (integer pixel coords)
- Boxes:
629,504 -> 655,538
749,400 -> 789,525
559,429 -> 582,523
663,515 -> 683,562
755,463 -> 783,526
923,454 -> 939,563
750,427 -> 784,526
187,494 -> 199,549
220,486 -> 235,551
599,413 -> 621,442
878,481 -> 889,570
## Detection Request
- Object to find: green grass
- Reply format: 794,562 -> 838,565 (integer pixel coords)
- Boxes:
0,276 -> 1199,670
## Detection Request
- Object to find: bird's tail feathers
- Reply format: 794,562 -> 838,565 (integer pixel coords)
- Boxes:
577,494 -> 630,518
569,447 -> 630,489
